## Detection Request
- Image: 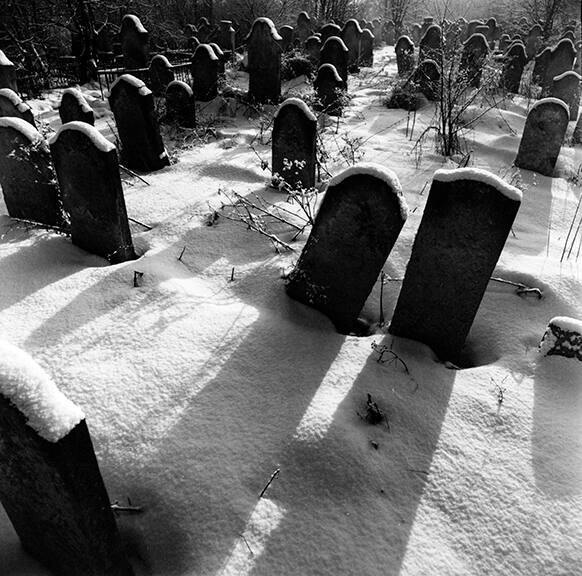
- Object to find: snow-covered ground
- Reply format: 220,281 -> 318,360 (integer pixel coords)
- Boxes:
1,46 -> 581,576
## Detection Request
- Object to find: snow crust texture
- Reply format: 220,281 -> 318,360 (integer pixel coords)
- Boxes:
49,121 -> 116,152
433,168 -> 523,201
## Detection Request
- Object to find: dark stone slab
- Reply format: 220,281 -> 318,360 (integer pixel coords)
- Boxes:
341,19 -> 363,71
395,36 -> 415,76
149,54 -> 175,96
165,80 -> 196,127
419,24 -> 442,64
286,164 -> 408,334
360,29 -> 374,67
0,88 -> 35,126
410,59 -> 440,100
550,71 -> 581,120
120,13 -> 149,69
296,12 -> 312,44
280,25 -> 294,51
501,42 -> 527,93
191,44 -> 219,101
59,88 -> 95,125
320,36 -> 349,83
319,23 -> 342,45
50,122 -> 135,263
460,33 -> 489,88
314,63 -> 346,116
389,168 -> 522,361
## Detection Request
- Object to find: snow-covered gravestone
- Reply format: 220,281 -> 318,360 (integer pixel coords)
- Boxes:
59,87 -> 95,125
120,13 -> 149,69
341,19 -> 363,71
280,25 -> 294,52
389,168 -> 521,362
149,54 -> 175,96
410,23 -> 422,45
460,34 -> 489,88
49,122 -> 135,264
108,74 -> 169,172
532,47 -> 551,88
0,50 -> 17,91
418,24 -> 442,64
320,36 -> 349,83
544,39 -> 577,92
285,163 -> 408,334
191,44 -> 219,101
500,42 -> 527,94
526,24 -> 543,60
246,18 -> 282,104
296,11 -> 312,44
550,71 -> 581,120
319,23 -> 342,45
360,29 -> 374,67
0,117 -> 63,228
514,98 -> 569,177
305,35 -> 321,65
0,340 -> 134,576
539,317 -> 582,361
272,98 -> 317,190
165,80 -> 196,128
498,34 -> 511,52
395,36 -> 415,76
0,88 -> 35,126
314,63 -> 346,116
410,59 -> 440,100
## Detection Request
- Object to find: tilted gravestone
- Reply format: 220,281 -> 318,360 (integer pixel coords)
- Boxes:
485,17 -> 498,48
319,23 -> 342,45
526,24 -> 543,60
514,98 -> 570,176
389,168 -> 522,361
550,71 -> 581,120
0,340 -> 134,576
543,39 -> 577,94
314,63 -> 346,117
500,42 -> 527,93
418,24 -> 442,64
148,54 -> 175,96
395,35 -> 415,76
50,122 -> 135,264
341,19 -> 363,71
0,88 -> 35,126
59,88 -> 95,125
272,98 -> 317,190
296,12 -> 312,44
460,33 -> 489,88
246,17 -> 282,103
533,47 -> 551,88
305,35 -> 321,65
191,43 -> 219,101
120,13 -> 149,69
0,117 -> 63,228
164,80 -> 196,128
360,29 -> 374,67
285,163 -> 408,334
280,25 -> 294,51
410,59 -> 440,100
320,36 -> 349,83
108,74 -> 169,172
0,50 -> 17,92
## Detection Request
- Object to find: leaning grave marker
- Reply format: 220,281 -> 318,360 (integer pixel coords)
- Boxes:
59,87 -> 95,125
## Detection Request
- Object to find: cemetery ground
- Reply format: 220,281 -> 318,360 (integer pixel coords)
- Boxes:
1,45 -> 581,576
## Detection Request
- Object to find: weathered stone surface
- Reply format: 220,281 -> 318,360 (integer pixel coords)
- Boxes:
209,43 -> 226,74
550,71 -> 581,120
286,164 -> 407,334
217,20 -> 235,52
418,24 -> 442,64
149,54 -> 175,96
280,25 -> 294,51
108,74 -> 169,172
0,88 -> 35,126
543,39 -> 577,94
501,42 -> 527,93
296,12 -> 312,44
120,13 -> 149,69
320,36 -> 349,82
533,47 -> 551,88
319,23 -> 341,45
0,50 -> 17,92
395,35 -> 415,76
50,122 -> 135,263
305,35 -> 321,65
314,63 -> 346,116
59,88 -> 95,125
0,117 -> 63,228
389,168 -> 521,361
246,17 -> 282,103
341,19 -> 363,71
515,98 -> 570,176
191,44 -> 219,101
539,317 -> 582,361
410,59 -> 440,100
460,33 -> 489,88
165,80 -> 196,127
410,23 -> 422,45
382,20 -> 395,45
526,24 -> 543,60
272,98 -> 317,190
360,29 -> 374,67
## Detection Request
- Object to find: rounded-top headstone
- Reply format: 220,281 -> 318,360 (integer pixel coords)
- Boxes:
120,13 -> 149,68
0,50 -> 17,92
149,54 -> 175,96
550,70 -> 581,120
0,88 -> 35,126
59,88 -> 95,125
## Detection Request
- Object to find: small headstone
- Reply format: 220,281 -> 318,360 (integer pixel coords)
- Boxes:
485,17 -> 498,48
0,88 -> 35,126
0,340 -> 134,576
500,42 -> 527,93
395,35 -> 415,76
188,35 -> 200,52
246,18 -> 282,103
191,44 -> 219,101
120,13 -> 149,69
296,12 -> 313,44
474,25 -> 490,40
418,24 -> 442,64
209,43 -> 226,74
108,74 -> 170,172
280,25 -> 294,51
0,50 -> 17,92
389,168 -> 522,361
320,36 -> 349,83
0,117 -> 63,228
360,29 -> 374,67
165,80 -> 196,128
149,54 -> 175,96
539,317 -> 582,361
50,122 -> 135,263
550,71 -> 581,120
514,98 -> 570,176
305,35 -> 321,65
383,20 -> 396,45
341,19 -> 363,71
421,17 -> 435,38
460,33 -> 489,88
533,47 -> 551,87
59,88 -> 95,126
319,23 -> 342,45
286,163 -> 408,334
543,39 -> 577,94
410,59 -> 440,100
314,63 -> 346,116
217,20 -> 235,52
410,23 -> 422,45
272,98 -> 317,190
526,24 -> 543,60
